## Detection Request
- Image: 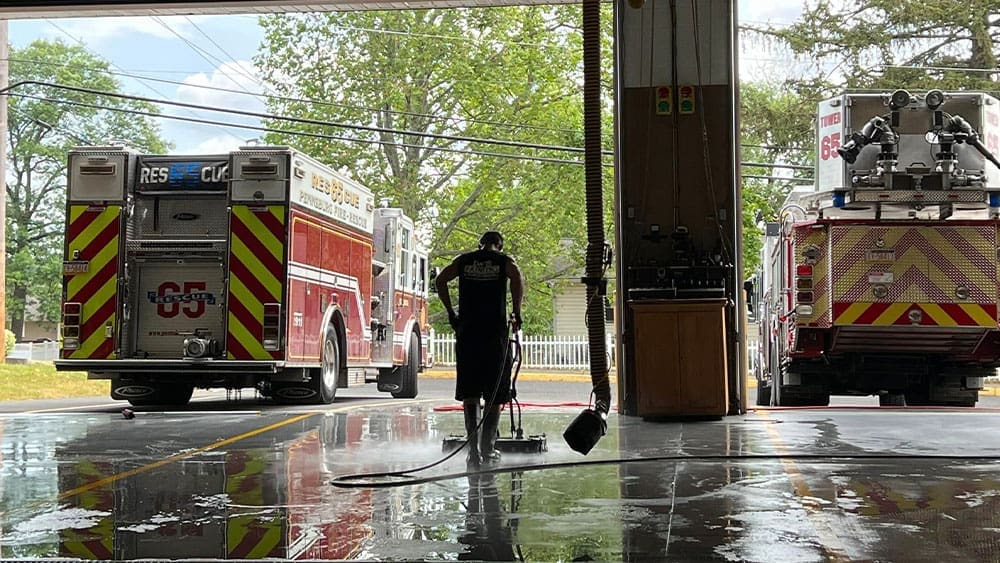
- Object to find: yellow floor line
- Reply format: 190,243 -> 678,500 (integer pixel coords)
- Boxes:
57,397 -> 442,500
756,410 -> 850,562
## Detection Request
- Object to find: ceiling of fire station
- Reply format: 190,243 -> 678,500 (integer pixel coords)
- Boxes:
0,0 -> 575,19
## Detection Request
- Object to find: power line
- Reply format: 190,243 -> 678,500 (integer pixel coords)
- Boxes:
46,20 -> 246,145
2,57 -> 584,139
884,64 -> 1000,74
742,175 -> 813,183
151,16 -> 262,99
257,13 -> 574,51
7,105 -> 91,145
7,80 -> 592,156
7,91 -> 604,168
742,161 -> 812,171
741,143 -> 811,152
183,15 -> 261,90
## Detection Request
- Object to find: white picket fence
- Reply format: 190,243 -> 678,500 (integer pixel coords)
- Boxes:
432,333 -> 615,371
7,341 -> 59,362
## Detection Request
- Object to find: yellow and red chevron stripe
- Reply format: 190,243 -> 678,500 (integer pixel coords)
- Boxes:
227,205 -> 286,360
833,302 -> 998,327
793,224 -> 831,326
59,460 -> 115,559
831,225 -> 997,305
63,205 -> 121,360
226,450 -> 283,558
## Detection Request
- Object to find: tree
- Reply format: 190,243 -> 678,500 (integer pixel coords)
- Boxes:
746,1 -> 1000,95
255,8 -> 614,333
6,40 -> 170,338
739,81 -> 815,273
739,1 -> 1000,273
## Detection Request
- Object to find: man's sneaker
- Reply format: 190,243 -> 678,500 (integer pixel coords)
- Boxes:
466,447 -> 482,469
481,449 -> 501,466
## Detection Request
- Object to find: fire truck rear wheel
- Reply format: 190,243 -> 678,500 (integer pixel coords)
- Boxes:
314,331 -> 340,404
124,384 -> 193,407
392,333 -> 420,399
755,383 -> 771,406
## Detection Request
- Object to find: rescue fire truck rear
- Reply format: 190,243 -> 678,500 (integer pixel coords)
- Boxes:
55,145 -> 432,406
754,90 -> 1000,407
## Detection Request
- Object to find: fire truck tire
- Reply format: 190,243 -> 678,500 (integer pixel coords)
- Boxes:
314,331 -> 340,404
124,384 -> 193,407
392,333 -> 419,399
878,392 -> 906,407
755,383 -> 771,406
776,391 -> 830,407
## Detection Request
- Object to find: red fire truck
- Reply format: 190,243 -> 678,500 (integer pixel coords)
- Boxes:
55,145 -> 432,405
753,90 -> 1000,407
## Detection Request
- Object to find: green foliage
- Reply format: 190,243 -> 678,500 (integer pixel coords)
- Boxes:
740,0 -> 1000,273
5,40 -> 170,337
739,82 -> 814,273
746,1 -> 1000,95
254,8 -> 614,334
4,330 -> 14,355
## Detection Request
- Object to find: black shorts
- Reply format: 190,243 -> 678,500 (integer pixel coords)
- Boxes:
455,326 -> 513,404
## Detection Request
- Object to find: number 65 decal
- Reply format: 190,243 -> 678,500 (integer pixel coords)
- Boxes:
820,132 -> 841,160
154,281 -> 208,319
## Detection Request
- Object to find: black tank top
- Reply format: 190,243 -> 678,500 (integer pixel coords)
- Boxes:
457,249 -> 511,329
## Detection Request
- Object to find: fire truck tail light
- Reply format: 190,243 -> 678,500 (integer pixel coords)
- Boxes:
62,302 -> 82,345
263,303 -> 281,350
796,278 -> 813,290
795,304 -> 814,316
796,264 -> 813,277
796,291 -> 814,304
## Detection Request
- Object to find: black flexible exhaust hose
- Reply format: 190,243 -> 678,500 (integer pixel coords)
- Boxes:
582,0 -> 610,416
561,0 -> 611,456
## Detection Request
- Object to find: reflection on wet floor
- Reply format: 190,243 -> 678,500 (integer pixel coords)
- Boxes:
3,406 -> 1000,561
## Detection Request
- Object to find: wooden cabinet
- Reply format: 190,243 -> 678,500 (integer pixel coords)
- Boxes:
630,299 -> 728,417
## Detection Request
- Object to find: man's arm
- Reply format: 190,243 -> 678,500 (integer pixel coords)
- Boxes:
435,261 -> 460,321
506,259 -> 524,330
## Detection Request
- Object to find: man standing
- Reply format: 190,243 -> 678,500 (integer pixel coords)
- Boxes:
435,231 -> 524,467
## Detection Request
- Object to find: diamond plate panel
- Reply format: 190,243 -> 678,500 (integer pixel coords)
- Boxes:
134,197 -> 229,237
831,226 -> 928,305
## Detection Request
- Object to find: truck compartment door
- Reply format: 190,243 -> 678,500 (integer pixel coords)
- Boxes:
63,205 -> 122,359
134,260 -> 226,358
227,205 -> 287,360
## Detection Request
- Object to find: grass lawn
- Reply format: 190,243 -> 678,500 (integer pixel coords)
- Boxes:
0,363 -> 107,401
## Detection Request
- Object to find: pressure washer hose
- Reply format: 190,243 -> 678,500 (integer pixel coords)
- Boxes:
330,319 -> 519,486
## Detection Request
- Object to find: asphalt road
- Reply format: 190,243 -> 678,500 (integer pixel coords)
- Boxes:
0,376 -> 602,414
4,377 -> 1000,413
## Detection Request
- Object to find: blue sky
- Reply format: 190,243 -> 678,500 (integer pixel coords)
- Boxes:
7,1 -> 802,154
10,15 -> 268,154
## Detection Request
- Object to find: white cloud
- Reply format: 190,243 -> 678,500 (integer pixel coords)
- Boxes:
166,61 -> 267,154
57,16 -> 193,44
176,60 -> 266,114
188,134 -> 247,155
738,0 -> 802,26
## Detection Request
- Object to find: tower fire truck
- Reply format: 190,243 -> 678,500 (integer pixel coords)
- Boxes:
754,90 -> 1000,407
54,145 -> 433,406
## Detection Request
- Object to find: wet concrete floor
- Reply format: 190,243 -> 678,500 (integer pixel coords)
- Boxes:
3,402 -> 1000,561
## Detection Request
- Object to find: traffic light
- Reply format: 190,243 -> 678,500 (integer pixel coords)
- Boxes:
679,85 -> 695,114
655,86 -> 672,115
